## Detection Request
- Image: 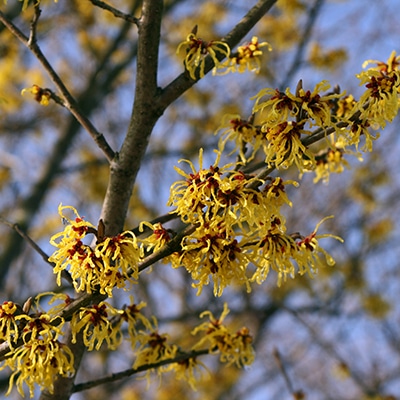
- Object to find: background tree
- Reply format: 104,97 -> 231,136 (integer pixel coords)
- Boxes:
0,0 -> 399,399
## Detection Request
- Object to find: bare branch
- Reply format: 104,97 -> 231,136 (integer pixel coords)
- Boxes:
27,1 -> 41,46
0,10 -> 116,163
100,0 -> 164,236
72,349 -> 209,393
279,0 -> 325,88
89,0 -> 139,25
273,348 -> 304,399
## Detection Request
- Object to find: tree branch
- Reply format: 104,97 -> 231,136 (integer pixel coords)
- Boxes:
279,0 -> 325,88
0,3 -> 139,285
100,0 -> 164,236
0,216 -> 73,284
89,0 -> 140,25
0,8 -> 116,162
72,349 -> 209,393
158,0 -> 278,110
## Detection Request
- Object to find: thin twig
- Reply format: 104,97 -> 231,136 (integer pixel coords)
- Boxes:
285,307 -> 377,397
27,1 -> 41,46
279,0 -> 325,88
138,223 -> 197,273
89,0 -> 139,25
273,348 -> 304,398
0,10 -> 116,163
72,348 -> 209,393
0,216 -> 73,284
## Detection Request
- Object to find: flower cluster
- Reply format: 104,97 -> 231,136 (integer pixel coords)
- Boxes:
216,114 -> 266,162
5,339 -> 74,397
0,293 -> 162,397
357,50 -> 400,127
214,51 -> 400,182
21,84 -> 52,106
253,216 -> 342,286
217,36 -> 271,75
177,31 -> 230,79
249,80 -> 344,172
68,296 -> 156,355
177,32 -> 271,78
191,303 -> 254,367
6,41 -> 399,398
133,330 -> 178,371
167,149 -> 338,295
70,302 -> 123,351
0,294 -> 73,397
49,204 -> 141,296
177,220 -> 256,296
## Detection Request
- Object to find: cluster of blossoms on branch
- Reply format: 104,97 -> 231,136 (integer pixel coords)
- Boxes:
166,149 -> 341,295
0,292 -> 251,396
176,30 -> 271,79
0,296 -> 73,397
49,205 -> 141,296
4,18 -> 400,396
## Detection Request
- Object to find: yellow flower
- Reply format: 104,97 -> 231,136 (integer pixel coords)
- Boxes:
19,313 -> 65,345
214,325 -> 254,367
139,221 -> 174,255
95,231 -> 141,292
49,204 -> 96,249
253,80 -> 343,130
121,296 -> 154,338
49,204 -> 141,296
168,149 -> 267,228
164,356 -> 206,390
294,216 -> 343,276
357,51 -> 400,127
48,206 -> 96,288
253,217 -> 342,286
34,292 -> 73,316
263,177 -> 297,209
253,228 -> 298,286
336,94 -> 357,119
191,302 -> 230,349
70,302 -> 123,351
192,303 -> 255,367
252,87 -> 299,127
339,118 -> 379,152
362,50 -> 400,73
3,339 -> 74,398
133,330 -> 178,370
262,120 -> 315,171
178,220 -> 257,296
217,36 -> 272,75
312,147 -> 350,183
286,80 -> 343,128
215,114 -> 266,162
177,32 -> 230,79
0,301 -> 21,348
21,84 -> 52,106
168,149 -> 229,224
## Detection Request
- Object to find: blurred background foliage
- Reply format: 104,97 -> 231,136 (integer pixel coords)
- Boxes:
0,0 -> 400,399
